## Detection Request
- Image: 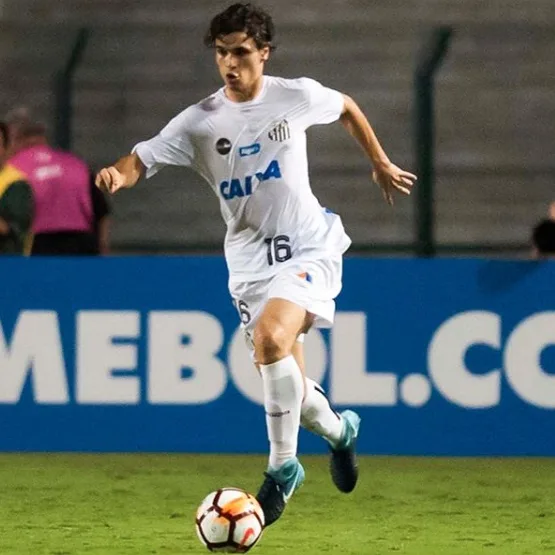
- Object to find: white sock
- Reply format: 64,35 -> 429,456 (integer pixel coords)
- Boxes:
260,354 -> 304,470
301,378 -> 343,447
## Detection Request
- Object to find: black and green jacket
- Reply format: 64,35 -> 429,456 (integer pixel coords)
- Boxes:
0,164 -> 34,255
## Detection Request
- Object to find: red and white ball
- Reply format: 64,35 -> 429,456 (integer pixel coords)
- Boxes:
195,488 -> 265,552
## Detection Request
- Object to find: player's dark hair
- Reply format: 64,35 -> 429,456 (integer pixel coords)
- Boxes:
0,121 -> 8,148
532,219 -> 555,254
204,3 -> 276,51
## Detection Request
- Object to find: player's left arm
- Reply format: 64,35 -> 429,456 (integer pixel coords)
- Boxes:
340,94 -> 417,206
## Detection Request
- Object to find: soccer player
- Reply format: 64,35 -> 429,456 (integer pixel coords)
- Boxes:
96,2 -> 416,526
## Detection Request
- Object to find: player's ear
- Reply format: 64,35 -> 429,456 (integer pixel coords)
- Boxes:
260,45 -> 270,62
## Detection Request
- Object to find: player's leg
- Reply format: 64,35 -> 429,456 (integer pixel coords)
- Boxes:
293,340 -> 343,444
253,297 -> 310,526
293,340 -> 361,493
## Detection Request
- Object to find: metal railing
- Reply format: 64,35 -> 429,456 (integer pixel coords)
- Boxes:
414,26 -> 454,257
53,27 -> 90,150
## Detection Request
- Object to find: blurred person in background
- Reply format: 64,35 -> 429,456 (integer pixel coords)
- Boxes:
7,108 -> 111,255
0,120 -> 34,255
532,202 -> 555,258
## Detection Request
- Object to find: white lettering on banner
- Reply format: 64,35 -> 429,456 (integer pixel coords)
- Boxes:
1,309 -> 554,409
76,311 -> 140,404
0,311 -> 68,404
504,312 -> 555,409
330,312 -> 397,406
227,326 -> 327,405
148,312 -> 227,404
428,311 -> 501,409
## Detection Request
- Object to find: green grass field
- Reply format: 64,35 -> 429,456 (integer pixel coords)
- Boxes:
0,454 -> 553,555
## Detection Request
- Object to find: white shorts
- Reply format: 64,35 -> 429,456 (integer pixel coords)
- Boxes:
229,256 -> 343,340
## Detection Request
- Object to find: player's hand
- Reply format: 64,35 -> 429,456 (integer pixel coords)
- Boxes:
372,162 -> 417,206
95,166 -> 127,194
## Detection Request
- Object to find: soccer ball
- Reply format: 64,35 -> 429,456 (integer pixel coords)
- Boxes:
195,487 -> 265,552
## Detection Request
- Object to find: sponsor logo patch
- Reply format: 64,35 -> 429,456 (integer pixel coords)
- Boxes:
239,143 -> 261,157
216,138 -> 231,155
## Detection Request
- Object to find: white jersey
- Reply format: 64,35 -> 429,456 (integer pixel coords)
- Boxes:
133,75 -> 352,282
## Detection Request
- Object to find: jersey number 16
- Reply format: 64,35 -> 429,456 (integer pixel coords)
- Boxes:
264,235 -> 292,266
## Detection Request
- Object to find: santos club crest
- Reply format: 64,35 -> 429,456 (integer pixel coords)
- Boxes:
268,120 -> 290,142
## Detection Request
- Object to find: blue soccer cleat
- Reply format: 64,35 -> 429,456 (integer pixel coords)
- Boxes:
255,457 -> 305,526
329,410 -> 361,493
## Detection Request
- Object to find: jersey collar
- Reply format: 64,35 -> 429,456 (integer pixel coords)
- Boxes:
219,76 -> 269,108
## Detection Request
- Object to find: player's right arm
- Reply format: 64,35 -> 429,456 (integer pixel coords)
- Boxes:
95,153 -> 145,195
96,107 -> 195,194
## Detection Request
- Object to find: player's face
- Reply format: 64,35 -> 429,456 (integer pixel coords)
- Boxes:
214,32 -> 269,100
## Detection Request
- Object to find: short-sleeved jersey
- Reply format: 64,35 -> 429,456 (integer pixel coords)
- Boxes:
133,76 -> 352,282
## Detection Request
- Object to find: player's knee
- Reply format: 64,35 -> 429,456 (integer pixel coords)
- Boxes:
253,321 -> 291,364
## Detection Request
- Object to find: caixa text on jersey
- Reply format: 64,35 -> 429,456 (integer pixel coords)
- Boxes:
219,160 -> 281,200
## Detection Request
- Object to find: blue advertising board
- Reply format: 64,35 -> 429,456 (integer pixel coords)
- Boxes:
0,257 -> 554,455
